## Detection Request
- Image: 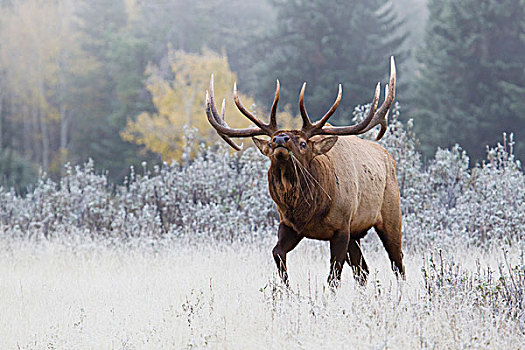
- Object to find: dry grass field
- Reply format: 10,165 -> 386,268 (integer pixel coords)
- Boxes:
1,236 -> 523,349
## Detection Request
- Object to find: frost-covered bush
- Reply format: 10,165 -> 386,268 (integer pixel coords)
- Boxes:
0,108 -> 524,247
0,133 -> 277,241
113,138 -> 276,240
411,136 -> 523,248
0,160 -> 115,238
451,135 -> 525,243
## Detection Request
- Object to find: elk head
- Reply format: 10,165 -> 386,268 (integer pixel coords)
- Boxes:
205,57 -> 396,167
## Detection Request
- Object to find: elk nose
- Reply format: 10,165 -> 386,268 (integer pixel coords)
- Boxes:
273,134 -> 290,145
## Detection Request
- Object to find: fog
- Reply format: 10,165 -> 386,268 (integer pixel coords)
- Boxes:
0,0 -> 522,189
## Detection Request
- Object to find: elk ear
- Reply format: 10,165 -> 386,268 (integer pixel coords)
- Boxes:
252,137 -> 271,157
312,136 -> 338,156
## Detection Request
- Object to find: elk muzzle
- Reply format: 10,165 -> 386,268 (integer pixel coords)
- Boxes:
272,134 -> 291,160
273,134 -> 290,146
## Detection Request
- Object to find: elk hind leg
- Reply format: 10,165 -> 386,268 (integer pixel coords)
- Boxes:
376,173 -> 405,278
347,239 -> 369,285
375,223 -> 405,278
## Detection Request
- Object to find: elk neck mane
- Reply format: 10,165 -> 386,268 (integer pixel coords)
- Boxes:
267,155 -> 335,231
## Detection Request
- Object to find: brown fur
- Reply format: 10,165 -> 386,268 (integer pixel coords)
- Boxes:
255,131 -> 404,287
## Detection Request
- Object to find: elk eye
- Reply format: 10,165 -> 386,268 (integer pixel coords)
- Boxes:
300,141 -> 307,149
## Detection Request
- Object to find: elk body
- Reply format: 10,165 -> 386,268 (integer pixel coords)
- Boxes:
206,57 -> 404,287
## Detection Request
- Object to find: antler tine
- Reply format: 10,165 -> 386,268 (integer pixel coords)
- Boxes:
356,56 -> 396,140
216,98 -> 243,151
233,82 -> 268,131
375,56 -> 396,135
208,75 -> 227,128
371,83 -> 390,140
205,76 -> 270,146
308,82 -> 380,137
269,79 -> 280,129
358,81 -> 381,132
315,84 -> 342,128
375,84 -> 390,140
299,82 -> 313,129
307,56 -> 396,140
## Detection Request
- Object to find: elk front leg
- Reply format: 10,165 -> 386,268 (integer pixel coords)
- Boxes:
272,223 -> 302,286
328,230 -> 351,288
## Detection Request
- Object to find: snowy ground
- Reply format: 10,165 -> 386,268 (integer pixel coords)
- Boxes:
1,237 -> 523,349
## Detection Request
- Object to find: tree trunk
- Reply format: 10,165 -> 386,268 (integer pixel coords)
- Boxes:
0,89 -> 3,149
57,0 -> 69,170
60,106 -> 68,152
34,105 -> 49,172
36,40 -> 49,172
28,104 -> 38,161
40,110 -> 50,172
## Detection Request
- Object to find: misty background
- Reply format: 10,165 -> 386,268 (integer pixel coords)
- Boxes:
0,0 -> 523,191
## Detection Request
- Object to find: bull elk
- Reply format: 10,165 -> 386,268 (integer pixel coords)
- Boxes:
205,57 -> 404,287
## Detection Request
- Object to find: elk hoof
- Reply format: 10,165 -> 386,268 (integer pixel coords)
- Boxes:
327,277 -> 341,290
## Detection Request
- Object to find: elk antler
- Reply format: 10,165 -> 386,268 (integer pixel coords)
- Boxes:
205,75 -> 280,150
299,56 -> 396,140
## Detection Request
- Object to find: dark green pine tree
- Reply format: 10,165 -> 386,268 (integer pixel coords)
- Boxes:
411,0 -> 525,161
70,0 -> 155,181
239,0 -> 406,125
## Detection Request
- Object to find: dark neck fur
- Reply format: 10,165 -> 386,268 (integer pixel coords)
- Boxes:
267,158 -> 332,232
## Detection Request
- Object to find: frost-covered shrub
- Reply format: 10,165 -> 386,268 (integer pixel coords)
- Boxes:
0,133 -> 277,241
0,160 -> 115,238
403,137 -> 524,248
113,141 -> 276,240
400,145 -> 471,247
451,134 -> 525,244
0,109 -> 523,247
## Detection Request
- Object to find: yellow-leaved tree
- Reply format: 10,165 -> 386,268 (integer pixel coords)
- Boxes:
122,49 -> 296,161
